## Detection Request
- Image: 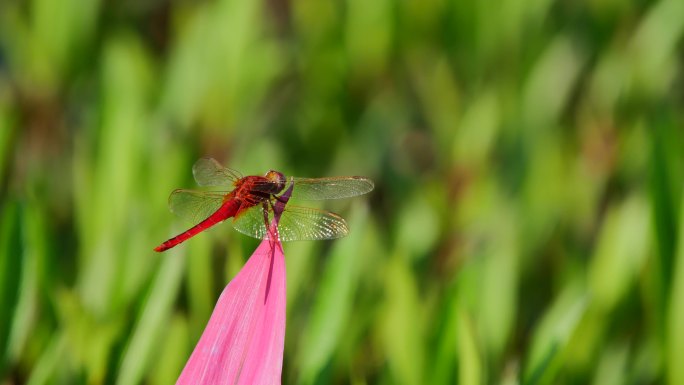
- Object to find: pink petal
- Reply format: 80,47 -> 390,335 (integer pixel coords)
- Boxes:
177,239 -> 286,385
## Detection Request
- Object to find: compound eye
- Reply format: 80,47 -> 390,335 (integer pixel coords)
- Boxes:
265,170 -> 286,192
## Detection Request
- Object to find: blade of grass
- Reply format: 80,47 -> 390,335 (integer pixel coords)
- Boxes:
115,250 -> 185,385
297,204 -> 369,384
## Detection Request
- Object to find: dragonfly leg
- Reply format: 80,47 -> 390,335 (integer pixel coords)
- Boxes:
262,201 -> 277,240
262,201 -> 269,225
273,180 -> 295,204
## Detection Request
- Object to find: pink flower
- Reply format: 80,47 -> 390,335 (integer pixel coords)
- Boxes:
177,185 -> 293,385
176,239 -> 286,385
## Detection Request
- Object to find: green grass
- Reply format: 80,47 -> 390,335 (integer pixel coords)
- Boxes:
1,0 -> 683,383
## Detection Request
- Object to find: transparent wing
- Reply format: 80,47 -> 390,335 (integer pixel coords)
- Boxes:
230,203 -> 271,240
192,158 -> 373,199
168,189 -> 226,224
287,176 -> 374,200
277,206 -> 349,241
192,158 -> 243,187
232,204 -> 349,241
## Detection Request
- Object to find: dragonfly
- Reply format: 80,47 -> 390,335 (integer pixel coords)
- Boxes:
154,158 -> 374,252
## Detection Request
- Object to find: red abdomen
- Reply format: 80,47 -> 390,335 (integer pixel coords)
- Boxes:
154,199 -> 241,252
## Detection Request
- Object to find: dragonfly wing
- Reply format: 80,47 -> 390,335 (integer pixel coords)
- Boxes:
288,176 -> 375,200
168,189 -> 226,224
232,204 -> 349,241
277,205 -> 349,241
230,203 -> 271,240
192,158 -> 243,186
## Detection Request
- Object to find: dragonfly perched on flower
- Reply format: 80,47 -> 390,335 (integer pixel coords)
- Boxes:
154,158 -> 374,252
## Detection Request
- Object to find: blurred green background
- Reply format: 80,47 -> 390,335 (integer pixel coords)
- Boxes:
1,0 -> 683,384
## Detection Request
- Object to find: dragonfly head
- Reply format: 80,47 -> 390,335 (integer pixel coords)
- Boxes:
264,170 -> 287,193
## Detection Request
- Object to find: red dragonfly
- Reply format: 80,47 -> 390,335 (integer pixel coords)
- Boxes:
154,158 -> 374,252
